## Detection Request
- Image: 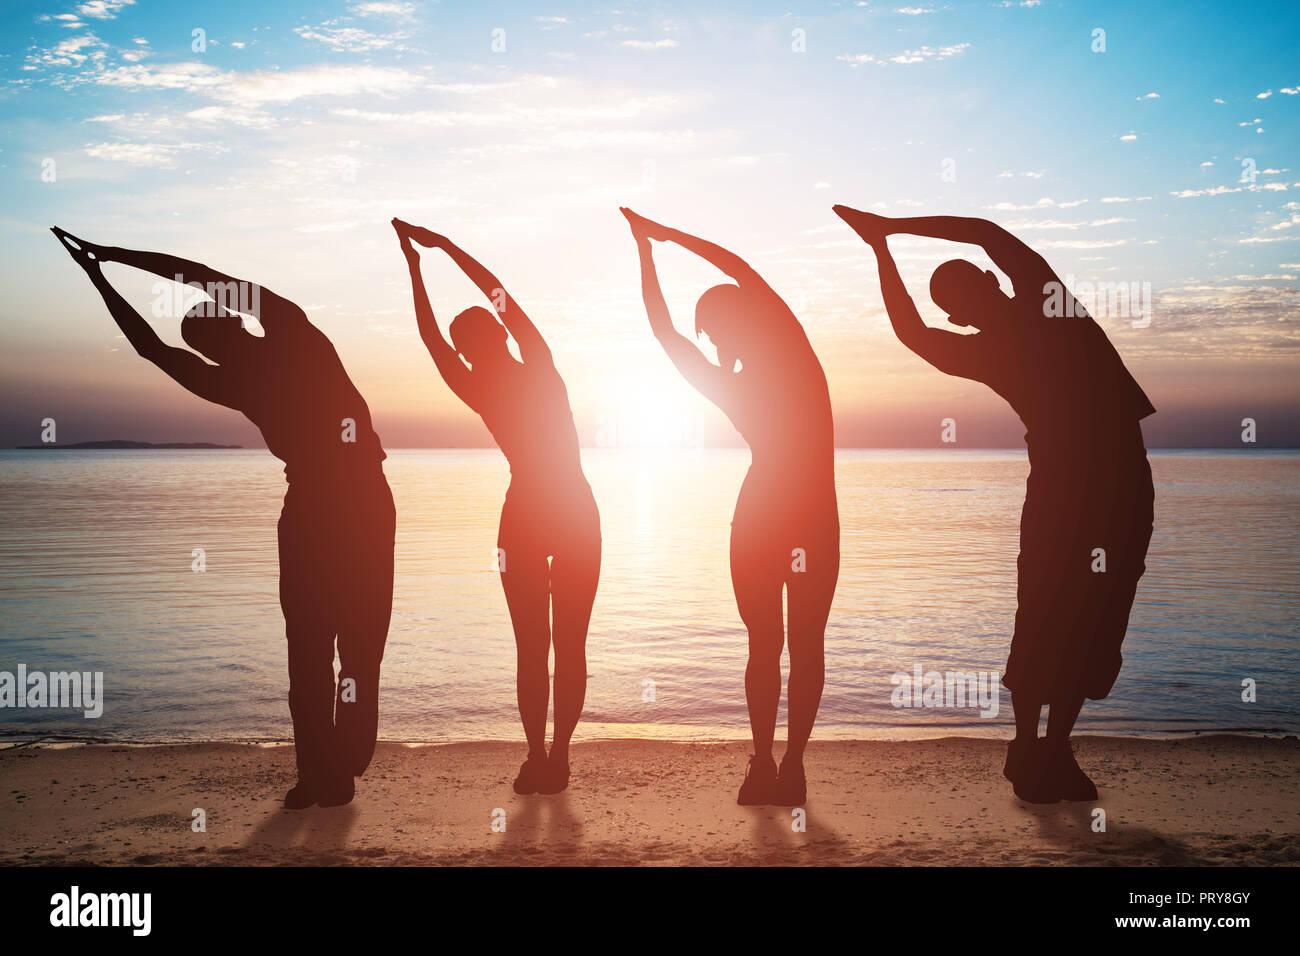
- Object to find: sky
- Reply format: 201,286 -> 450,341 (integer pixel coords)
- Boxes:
1,0 -> 1298,449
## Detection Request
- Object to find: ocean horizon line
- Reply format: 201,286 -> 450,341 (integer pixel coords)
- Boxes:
7,444 -> 1300,453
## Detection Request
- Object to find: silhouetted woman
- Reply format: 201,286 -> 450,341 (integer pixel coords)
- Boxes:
835,205 -> 1155,803
392,218 -> 600,795
53,227 -> 395,810
622,208 -> 839,807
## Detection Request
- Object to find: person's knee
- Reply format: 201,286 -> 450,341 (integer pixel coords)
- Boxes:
787,647 -> 825,674
786,631 -> 826,670
336,670 -> 379,707
515,639 -> 550,673
553,649 -> 587,681
745,634 -> 784,674
286,644 -> 334,680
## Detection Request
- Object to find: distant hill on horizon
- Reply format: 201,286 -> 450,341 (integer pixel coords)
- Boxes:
14,440 -> 242,450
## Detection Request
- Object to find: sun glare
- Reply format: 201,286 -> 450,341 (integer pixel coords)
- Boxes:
597,371 -> 705,450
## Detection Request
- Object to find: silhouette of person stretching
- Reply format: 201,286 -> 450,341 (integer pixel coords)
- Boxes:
53,227 -> 395,809
622,208 -> 839,807
835,206 -> 1155,803
392,218 -> 600,795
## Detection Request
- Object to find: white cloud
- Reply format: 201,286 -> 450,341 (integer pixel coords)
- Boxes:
294,24 -> 410,53
293,221 -> 361,234
26,32 -> 108,68
838,43 -> 970,66
83,140 -> 227,167
332,94 -> 678,130
1034,239 -> 1129,249
1003,217 -> 1133,231
619,38 -> 678,50
1167,185 -> 1290,199
76,0 -> 134,20
186,105 -> 276,129
351,1 -> 415,16
985,197 -> 1089,211
94,63 -> 423,106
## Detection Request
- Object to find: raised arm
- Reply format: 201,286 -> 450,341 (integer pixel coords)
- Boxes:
834,206 -> 1052,296
830,216 -> 983,380
55,228 -> 306,334
396,220 -> 552,368
623,210 -> 735,412
622,208 -> 769,296
391,221 -> 481,410
52,228 -> 236,408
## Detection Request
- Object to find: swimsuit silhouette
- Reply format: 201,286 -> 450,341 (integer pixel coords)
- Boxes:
393,218 -> 600,795
53,227 -> 394,810
836,206 -> 1155,804
623,208 -> 840,807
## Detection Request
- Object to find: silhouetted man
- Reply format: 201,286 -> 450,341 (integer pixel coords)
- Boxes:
836,207 -> 1154,803
54,227 -> 394,809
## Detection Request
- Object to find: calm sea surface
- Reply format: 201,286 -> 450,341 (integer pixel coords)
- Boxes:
0,448 -> 1296,742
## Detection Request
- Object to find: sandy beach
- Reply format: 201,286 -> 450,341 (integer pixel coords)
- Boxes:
3,735 -> 1296,866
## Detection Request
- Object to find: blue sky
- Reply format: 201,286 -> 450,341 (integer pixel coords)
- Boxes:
2,0 -> 1298,447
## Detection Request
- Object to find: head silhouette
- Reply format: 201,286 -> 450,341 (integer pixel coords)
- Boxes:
695,283 -> 751,372
181,305 -> 249,365
929,258 -> 1007,330
450,306 -> 509,368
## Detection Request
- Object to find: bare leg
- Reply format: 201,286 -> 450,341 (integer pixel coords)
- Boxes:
499,532 -> 552,761
731,539 -> 784,806
734,550 -> 784,765
548,530 -> 600,763
784,535 -> 838,766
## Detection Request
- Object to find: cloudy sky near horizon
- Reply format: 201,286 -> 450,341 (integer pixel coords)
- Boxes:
2,0 -> 1298,449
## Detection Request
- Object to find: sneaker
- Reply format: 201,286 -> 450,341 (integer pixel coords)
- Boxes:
737,754 -> 778,806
